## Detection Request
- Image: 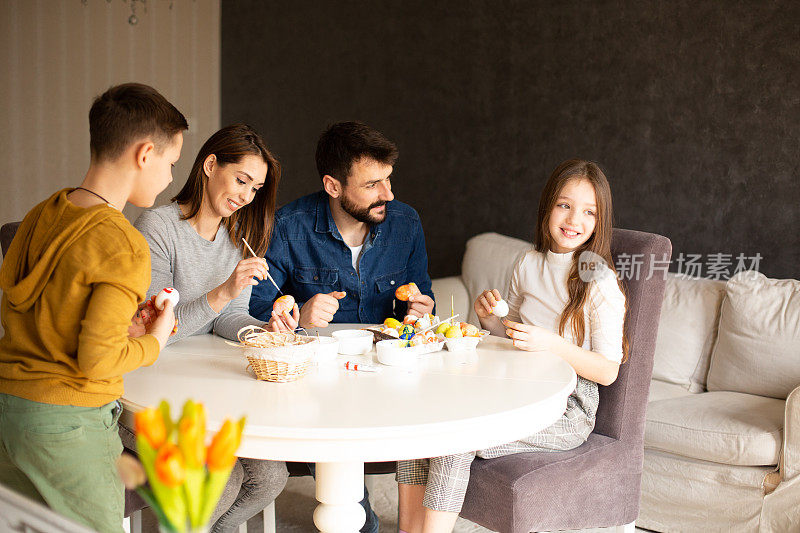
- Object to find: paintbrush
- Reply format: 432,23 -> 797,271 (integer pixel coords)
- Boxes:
415,314 -> 460,335
242,238 -> 284,296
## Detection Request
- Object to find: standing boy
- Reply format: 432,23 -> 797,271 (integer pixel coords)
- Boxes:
0,83 -> 185,532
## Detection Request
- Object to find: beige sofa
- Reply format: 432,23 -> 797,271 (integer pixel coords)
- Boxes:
431,232 -> 800,532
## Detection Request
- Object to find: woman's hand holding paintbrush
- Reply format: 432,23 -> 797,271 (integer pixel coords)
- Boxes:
241,238 -> 300,332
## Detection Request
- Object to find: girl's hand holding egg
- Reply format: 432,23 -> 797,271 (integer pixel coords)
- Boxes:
475,289 -> 506,319
502,318 -> 559,352
492,299 -> 509,318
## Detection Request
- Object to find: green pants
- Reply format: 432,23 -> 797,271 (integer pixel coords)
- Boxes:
0,393 -> 124,533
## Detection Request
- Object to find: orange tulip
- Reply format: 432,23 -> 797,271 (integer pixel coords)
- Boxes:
154,442 -> 186,487
135,407 -> 167,449
206,418 -> 244,472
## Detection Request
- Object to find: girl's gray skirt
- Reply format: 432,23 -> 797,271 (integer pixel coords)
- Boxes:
396,376 -> 598,512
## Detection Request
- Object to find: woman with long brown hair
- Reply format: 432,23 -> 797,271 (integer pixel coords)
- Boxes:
132,123 -> 290,531
397,159 -> 628,533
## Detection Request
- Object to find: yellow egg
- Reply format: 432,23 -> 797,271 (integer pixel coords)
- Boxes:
435,323 -> 450,335
445,325 -> 463,338
384,318 -> 402,329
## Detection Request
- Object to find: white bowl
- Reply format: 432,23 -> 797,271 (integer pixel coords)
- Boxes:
444,336 -> 481,352
376,339 -> 421,367
312,336 -> 340,363
331,329 -> 374,356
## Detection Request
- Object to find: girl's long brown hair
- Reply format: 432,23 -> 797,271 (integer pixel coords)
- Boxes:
533,159 -> 629,362
173,123 -> 280,257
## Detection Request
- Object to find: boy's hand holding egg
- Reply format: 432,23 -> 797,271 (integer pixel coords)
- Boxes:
155,287 -> 180,310
139,288 -> 179,346
136,288 -> 179,329
154,288 -> 180,337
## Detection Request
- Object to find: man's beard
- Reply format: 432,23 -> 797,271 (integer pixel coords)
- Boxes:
340,193 -> 388,224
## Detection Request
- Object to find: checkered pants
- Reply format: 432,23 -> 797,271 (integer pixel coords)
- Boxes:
396,377 -> 599,512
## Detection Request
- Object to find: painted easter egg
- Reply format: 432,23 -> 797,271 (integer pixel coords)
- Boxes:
395,282 -> 420,301
154,287 -> 180,310
273,295 -> 295,315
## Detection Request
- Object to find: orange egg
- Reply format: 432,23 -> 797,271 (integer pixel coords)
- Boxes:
395,282 -> 420,301
462,323 -> 480,337
273,295 -> 295,316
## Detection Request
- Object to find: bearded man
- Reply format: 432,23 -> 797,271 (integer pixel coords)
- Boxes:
250,121 -> 434,329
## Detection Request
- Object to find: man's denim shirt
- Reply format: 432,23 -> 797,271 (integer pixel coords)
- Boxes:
250,191 -> 434,324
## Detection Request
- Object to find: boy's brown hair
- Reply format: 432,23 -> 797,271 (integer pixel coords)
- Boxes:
89,83 -> 188,162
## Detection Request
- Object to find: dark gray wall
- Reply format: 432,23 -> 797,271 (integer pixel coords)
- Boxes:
222,1 -> 800,280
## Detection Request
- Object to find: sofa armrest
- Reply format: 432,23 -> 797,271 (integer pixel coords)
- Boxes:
782,384 -> 800,481
431,276 -> 470,320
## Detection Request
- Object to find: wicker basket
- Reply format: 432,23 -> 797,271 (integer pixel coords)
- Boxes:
233,327 -> 318,383
246,356 -> 312,383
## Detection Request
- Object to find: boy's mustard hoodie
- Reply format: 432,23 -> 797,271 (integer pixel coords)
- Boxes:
0,189 -> 160,407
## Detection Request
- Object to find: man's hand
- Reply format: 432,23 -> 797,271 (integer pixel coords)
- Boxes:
298,291 -> 346,328
406,293 -> 435,318
502,318 -> 559,352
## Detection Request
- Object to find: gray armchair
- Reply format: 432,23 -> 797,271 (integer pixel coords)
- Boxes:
459,228 -> 672,532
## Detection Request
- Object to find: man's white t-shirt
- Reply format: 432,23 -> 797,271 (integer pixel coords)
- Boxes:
347,243 -> 364,274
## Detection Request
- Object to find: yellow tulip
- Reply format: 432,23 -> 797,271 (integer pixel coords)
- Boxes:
178,400 -> 206,468
178,400 -> 207,529
135,407 -> 167,449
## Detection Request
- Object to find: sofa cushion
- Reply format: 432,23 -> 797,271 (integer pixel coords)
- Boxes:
431,276 -> 470,319
706,271 -> 800,399
461,232 -> 531,325
645,391 -> 784,466
652,274 -> 726,392
648,378 -> 694,403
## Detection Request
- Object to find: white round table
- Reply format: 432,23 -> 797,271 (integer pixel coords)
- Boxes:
120,324 -> 576,532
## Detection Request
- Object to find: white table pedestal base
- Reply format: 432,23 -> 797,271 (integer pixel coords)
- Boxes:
313,461 -> 366,532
